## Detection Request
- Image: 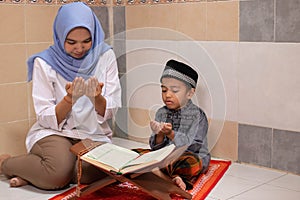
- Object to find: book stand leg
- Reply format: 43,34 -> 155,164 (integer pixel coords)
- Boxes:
75,165 -> 192,200
70,139 -> 192,200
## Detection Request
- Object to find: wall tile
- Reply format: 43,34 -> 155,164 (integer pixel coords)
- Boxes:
114,122 -> 129,139
200,41 -> 239,121
240,0 -> 274,42
127,83 -> 161,122
27,82 -> 35,119
0,5 -> 25,43
91,6 -> 110,40
238,124 -> 272,168
238,42 -> 300,132
114,107 -> 129,139
0,83 -> 28,123
25,5 -> 58,42
0,120 -> 29,155
148,4 -> 178,40
26,43 -> 52,61
113,40 -> 127,74
119,72 -> 127,107
26,43 -> 51,119
177,41 -> 227,122
114,73 -> 128,138
125,40 -> 182,141
113,6 -> 126,40
206,1 -> 239,41
211,120 -> 238,161
126,5 -> 151,39
176,2 -> 206,41
112,5 -> 126,74
126,40 -> 179,71
0,44 -> 27,84
128,107 -> 152,143
125,54 -> 163,114
276,0 -> 300,42
272,129 -> 300,174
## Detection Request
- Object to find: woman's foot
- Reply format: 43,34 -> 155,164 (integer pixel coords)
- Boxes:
172,176 -> 186,191
0,154 -> 11,174
10,177 -> 29,187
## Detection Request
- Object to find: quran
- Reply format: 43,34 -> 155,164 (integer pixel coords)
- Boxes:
70,139 -> 191,199
80,143 -> 176,174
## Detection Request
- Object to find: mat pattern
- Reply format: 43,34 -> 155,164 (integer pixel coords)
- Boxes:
49,159 -> 231,200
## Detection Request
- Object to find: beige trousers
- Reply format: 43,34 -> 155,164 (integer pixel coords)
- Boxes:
1,135 -> 106,190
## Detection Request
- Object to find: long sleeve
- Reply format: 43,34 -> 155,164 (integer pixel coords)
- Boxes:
96,49 -> 121,124
149,101 -> 210,168
26,50 -> 121,152
32,58 -> 65,131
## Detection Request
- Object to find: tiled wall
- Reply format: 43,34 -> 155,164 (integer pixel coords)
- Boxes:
120,0 -> 300,175
0,1 -> 110,155
0,0 -> 299,174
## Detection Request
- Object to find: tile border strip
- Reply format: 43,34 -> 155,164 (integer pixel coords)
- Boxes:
0,0 -> 217,6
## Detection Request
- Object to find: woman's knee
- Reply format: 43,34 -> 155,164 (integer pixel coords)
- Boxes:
30,136 -> 76,190
33,169 -> 73,190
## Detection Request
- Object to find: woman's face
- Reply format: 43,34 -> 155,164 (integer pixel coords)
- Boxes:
64,27 -> 92,59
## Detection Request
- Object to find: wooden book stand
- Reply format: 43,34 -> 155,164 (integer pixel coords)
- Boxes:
70,139 -> 193,200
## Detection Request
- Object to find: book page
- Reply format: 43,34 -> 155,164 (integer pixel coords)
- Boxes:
124,144 -> 175,168
82,143 -> 139,171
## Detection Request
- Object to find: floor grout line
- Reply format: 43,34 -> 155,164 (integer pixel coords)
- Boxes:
225,173 -> 291,200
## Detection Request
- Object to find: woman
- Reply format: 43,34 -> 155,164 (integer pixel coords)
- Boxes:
0,2 -> 121,190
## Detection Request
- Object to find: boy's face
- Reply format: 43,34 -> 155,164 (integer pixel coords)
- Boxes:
161,77 -> 195,110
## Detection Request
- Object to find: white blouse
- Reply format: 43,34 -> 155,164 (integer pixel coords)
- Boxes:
26,49 -> 122,152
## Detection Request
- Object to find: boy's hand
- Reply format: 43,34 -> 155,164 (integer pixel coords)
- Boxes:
150,121 -> 172,136
150,120 -> 162,134
152,121 -> 173,144
160,123 -> 172,136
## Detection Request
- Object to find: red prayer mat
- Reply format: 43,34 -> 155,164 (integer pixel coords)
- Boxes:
49,159 -> 231,200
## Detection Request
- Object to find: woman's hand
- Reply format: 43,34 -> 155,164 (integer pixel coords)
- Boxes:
65,77 -> 86,103
85,77 -> 104,100
85,77 -> 106,116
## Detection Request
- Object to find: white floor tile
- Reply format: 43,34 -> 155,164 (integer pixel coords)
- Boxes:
226,163 -> 286,183
0,177 -> 63,200
267,173 -> 300,192
207,174 -> 261,200
1,138 -> 300,200
231,184 -> 300,200
205,197 -> 219,200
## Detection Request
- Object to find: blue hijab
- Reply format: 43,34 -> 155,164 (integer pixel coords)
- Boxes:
27,2 -> 111,82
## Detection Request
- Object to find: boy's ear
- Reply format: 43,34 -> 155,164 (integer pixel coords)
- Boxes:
187,88 -> 195,99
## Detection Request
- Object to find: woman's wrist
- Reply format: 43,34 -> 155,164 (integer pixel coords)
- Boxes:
63,94 -> 76,105
92,94 -> 106,116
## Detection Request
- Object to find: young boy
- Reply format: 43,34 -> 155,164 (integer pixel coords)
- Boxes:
149,59 -> 210,190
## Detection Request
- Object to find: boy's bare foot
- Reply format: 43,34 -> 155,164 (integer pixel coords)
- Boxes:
172,176 -> 186,191
0,154 -> 11,174
10,177 -> 29,187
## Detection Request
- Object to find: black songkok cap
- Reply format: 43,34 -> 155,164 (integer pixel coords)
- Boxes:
160,59 -> 198,88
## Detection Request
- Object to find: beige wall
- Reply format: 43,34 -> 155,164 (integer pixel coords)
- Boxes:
0,4 -> 59,155
124,1 -> 300,163
1,1 -> 299,167
125,1 -> 240,160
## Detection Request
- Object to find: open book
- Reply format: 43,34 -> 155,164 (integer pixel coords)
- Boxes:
80,143 -> 176,174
